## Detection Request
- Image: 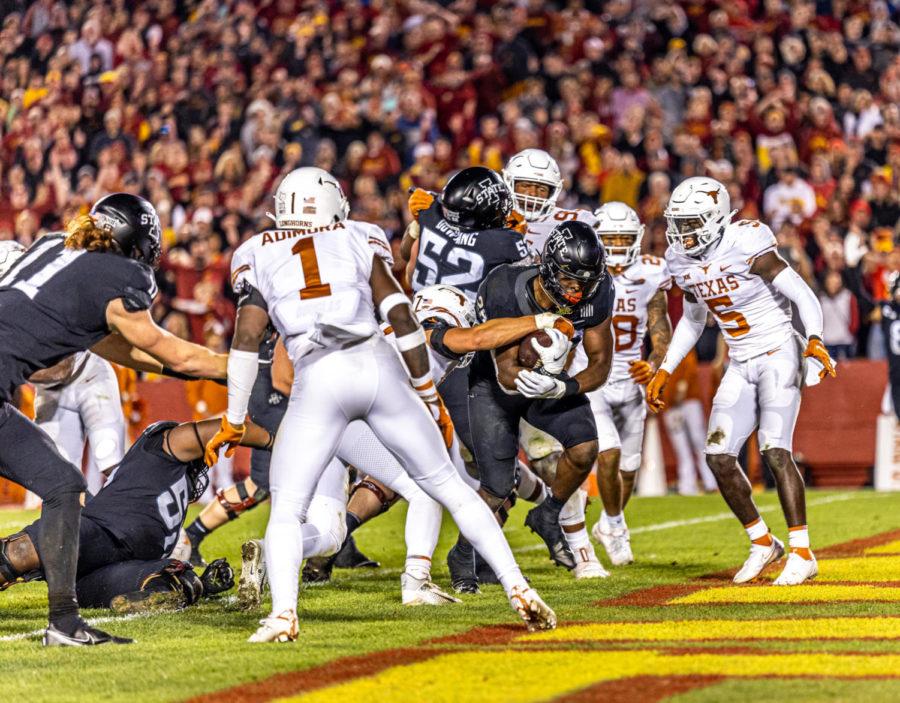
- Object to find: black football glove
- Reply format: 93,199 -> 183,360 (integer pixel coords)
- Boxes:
200,558 -> 234,597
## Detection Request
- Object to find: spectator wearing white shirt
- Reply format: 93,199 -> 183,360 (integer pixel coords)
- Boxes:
819,270 -> 859,360
763,166 -> 817,231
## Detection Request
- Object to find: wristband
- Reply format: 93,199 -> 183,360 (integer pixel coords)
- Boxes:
563,377 -> 580,396
395,327 -> 426,351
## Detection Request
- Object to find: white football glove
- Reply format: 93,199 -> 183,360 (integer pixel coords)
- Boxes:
515,369 -> 566,399
531,328 -> 571,375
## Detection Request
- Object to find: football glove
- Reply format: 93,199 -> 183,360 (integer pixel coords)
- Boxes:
412,379 -> 455,449
645,369 -> 669,413
200,558 -> 235,597
505,209 -> 528,234
534,313 -> 575,339
204,416 -> 245,467
515,369 -> 566,399
531,328 -> 571,375
408,188 -> 434,220
628,360 -> 654,385
803,336 -> 836,379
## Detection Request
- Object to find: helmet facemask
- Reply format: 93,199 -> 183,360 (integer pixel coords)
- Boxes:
540,259 -> 603,307
599,229 -> 643,270
507,178 -> 561,222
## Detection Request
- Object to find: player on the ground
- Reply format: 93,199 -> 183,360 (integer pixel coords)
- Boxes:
205,167 -> 555,642
0,417 -> 265,610
448,220 -> 614,592
0,194 -> 226,646
646,177 -> 836,586
567,202 -> 673,569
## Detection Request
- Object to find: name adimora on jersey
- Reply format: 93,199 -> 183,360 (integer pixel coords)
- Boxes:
261,222 -> 347,244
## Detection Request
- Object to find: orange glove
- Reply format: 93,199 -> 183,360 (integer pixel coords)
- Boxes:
628,360 -> 654,385
645,369 -> 670,413
505,209 -> 528,234
204,416 -> 246,467
428,394 -> 456,450
803,337 -> 836,379
408,188 -> 434,220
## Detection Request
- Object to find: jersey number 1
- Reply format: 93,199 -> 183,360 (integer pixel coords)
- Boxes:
292,238 -> 332,300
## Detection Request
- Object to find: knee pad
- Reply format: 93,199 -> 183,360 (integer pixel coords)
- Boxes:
0,532 -> 42,589
217,481 -> 269,521
559,489 -> 587,527
89,427 -> 122,474
351,478 -> 394,513
307,496 -> 347,557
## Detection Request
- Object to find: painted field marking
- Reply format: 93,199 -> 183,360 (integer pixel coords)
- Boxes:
519,617 -> 900,643
671,584 -> 900,605
790,555 -> 900,583
867,540 -> 900,555
282,650 -> 900,703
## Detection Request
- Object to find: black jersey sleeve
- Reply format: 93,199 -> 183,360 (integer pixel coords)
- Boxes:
424,320 -> 465,361
120,262 -> 158,312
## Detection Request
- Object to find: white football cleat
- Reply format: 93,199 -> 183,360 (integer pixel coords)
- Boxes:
591,520 -> 633,566
732,535 -> 785,584
248,610 -> 298,643
238,539 -> 267,610
508,585 -> 556,632
401,572 -> 462,606
773,551 -> 818,586
572,544 -> 610,579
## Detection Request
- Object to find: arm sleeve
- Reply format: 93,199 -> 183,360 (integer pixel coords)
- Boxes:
770,265 -> 824,339
659,297 -> 708,374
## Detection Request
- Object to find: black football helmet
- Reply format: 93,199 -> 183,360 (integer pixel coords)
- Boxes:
440,166 -> 512,231
539,220 -> 607,306
90,193 -> 162,268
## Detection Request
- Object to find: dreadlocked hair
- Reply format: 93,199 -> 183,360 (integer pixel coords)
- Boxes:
64,214 -> 122,254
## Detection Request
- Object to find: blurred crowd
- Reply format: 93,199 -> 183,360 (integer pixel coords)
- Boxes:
0,0 -> 898,357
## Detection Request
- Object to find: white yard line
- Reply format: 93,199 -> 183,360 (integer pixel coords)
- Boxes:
0,612 -> 150,643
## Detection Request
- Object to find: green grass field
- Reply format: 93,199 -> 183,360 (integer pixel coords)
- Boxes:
3,489 -> 900,702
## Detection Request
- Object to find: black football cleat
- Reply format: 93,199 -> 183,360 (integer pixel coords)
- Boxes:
524,504 -> 576,570
447,544 -> 479,594
302,555 -> 336,584
333,535 -> 379,569
474,551 -> 500,585
43,620 -> 133,647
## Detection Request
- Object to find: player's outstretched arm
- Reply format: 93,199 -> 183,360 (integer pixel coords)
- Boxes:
104,299 -> 227,379
165,418 -> 274,462
571,317 -> 613,393
441,314 -> 572,354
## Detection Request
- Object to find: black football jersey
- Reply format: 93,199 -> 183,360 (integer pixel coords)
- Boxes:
882,300 -> 900,421
84,422 -> 189,559
412,201 -> 530,300
470,262 -> 615,385
0,234 -> 157,401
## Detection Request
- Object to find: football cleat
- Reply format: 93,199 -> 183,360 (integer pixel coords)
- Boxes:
773,550 -> 818,586
508,585 -> 556,632
43,620 -> 133,647
524,504 -> 576,569
447,544 -> 479,594
572,544 -> 610,579
591,519 -> 634,566
333,535 -> 379,569
237,539 -> 267,609
248,610 -> 298,643
401,572 -> 462,606
301,555 -> 335,584
733,535 -> 785,584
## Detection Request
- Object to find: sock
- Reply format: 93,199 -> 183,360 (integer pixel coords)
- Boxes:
602,510 -> 625,530
345,512 -> 362,535
404,490 -> 442,565
405,555 -> 431,580
563,527 -> 592,555
455,534 -> 474,557
542,494 -> 566,518
517,461 -> 547,504
185,519 -> 210,547
39,490 -> 83,629
788,525 -> 812,559
744,517 -> 773,546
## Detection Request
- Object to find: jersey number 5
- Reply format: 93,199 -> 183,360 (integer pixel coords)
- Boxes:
705,295 -> 750,337
292,237 -> 332,300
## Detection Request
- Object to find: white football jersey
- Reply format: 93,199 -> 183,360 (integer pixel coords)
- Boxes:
231,220 -> 394,361
381,322 -> 454,385
523,207 -> 598,258
666,219 -> 793,362
569,255 -> 671,381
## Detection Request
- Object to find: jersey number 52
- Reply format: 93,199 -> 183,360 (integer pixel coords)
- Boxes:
416,229 -> 486,290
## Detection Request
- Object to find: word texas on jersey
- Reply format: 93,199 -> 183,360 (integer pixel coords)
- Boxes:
231,220 -> 394,360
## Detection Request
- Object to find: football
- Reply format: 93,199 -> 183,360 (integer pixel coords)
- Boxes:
518,330 -> 553,369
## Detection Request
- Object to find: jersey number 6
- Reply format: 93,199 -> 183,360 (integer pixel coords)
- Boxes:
705,295 -> 750,337
292,237 -> 332,300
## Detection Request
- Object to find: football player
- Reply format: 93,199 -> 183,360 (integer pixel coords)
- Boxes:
0,194 -> 226,646
0,416 -> 273,610
205,167 -> 555,642
647,177 -> 835,586
449,220 -> 614,591
570,202 -> 673,570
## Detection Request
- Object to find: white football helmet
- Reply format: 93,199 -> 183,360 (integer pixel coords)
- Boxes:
664,177 -> 736,256
0,241 -> 26,280
272,167 -> 349,229
593,202 -> 644,269
412,284 -> 476,366
502,149 -> 563,222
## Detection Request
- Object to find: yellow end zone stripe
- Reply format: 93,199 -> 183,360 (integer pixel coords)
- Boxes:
520,617 -> 900,642
279,651 -> 900,703
867,540 -> 900,555
795,556 -> 900,582
671,584 -> 900,605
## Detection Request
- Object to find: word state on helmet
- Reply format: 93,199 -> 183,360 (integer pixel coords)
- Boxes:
274,167 -> 349,229
593,202 -> 645,270
540,220 -> 607,306
664,177 -> 737,257
91,193 -> 162,268
502,149 -> 563,222
440,166 -> 512,232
